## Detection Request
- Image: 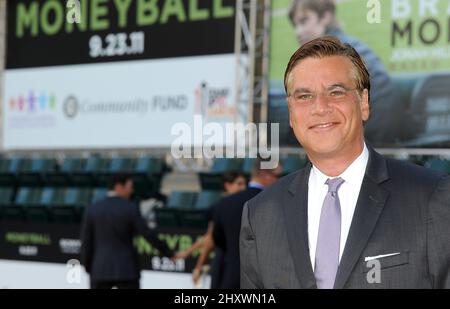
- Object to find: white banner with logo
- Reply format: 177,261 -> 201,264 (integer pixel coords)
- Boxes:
3,54 -> 244,150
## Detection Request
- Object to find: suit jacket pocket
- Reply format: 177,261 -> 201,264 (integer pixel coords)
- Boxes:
362,251 -> 410,273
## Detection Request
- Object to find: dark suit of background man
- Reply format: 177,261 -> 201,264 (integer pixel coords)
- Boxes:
81,174 -> 174,289
240,36 -> 450,289
213,159 -> 283,288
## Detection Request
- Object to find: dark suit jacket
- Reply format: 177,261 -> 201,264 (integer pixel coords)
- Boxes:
213,187 -> 262,288
81,196 -> 172,282
240,148 -> 450,288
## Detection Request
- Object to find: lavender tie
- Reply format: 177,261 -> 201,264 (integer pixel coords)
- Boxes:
314,177 -> 345,289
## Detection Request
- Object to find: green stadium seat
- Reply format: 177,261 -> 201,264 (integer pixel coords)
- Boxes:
8,187 -> 47,222
52,188 -> 92,223
47,157 -> 85,186
15,187 -> 42,206
132,157 -> 166,198
280,157 -> 307,175
199,159 -> 244,190
71,155 -> 109,186
91,187 -> 108,203
194,191 -> 222,209
424,158 -> 450,173
24,187 -> 55,222
97,157 -> 135,186
211,158 -> 243,173
0,157 -> 24,186
166,191 -> 197,209
242,158 -> 256,176
17,158 -> 57,186
0,187 -> 15,221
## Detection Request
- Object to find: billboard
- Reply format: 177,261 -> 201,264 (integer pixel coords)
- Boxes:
3,0 -> 244,150
0,222 -> 204,274
269,0 -> 450,147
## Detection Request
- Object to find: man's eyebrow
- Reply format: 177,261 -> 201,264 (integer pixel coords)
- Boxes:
290,84 -> 350,95
327,83 -> 351,90
291,87 -> 313,95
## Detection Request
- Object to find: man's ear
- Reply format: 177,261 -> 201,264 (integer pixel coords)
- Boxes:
287,98 -> 294,128
360,89 -> 370,122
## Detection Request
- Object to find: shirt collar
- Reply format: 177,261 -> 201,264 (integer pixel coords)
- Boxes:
107,191 -> 118,197
248,181 -> 265,190
311,143 -> 369,187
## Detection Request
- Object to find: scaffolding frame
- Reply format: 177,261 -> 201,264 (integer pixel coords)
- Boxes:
234,0 -> 271,128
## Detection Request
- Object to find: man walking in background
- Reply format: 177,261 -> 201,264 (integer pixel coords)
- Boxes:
213,159 -> 282,288
81,174 -> 174,289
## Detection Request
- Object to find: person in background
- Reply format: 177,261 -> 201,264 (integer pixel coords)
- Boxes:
81,173 -> 174,289
213,159 -> 283,288
174,171 -> 247,287
288,0 -> 404,144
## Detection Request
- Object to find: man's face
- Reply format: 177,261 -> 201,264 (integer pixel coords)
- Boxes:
286,56 -> 369,161
224,176 -> 247,195
292,8 -> 329,45
260,165 -> 283,187
120,179 -> 134,199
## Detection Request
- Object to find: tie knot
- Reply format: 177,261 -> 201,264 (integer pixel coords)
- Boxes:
326,177 -> 345,193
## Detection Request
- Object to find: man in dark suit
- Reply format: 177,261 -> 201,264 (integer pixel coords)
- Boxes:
81,174 -> 174,289
213,159 -> 282,288
240,36 -> 450,289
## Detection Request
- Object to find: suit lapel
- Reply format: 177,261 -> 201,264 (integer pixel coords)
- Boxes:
283,163 -> 317,289
333,148 -> 390,289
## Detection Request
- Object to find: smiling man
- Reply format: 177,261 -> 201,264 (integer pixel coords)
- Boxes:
239,36 -> 450,289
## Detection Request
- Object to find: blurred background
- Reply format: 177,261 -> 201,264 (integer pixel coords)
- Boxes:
1,0 -> 450,288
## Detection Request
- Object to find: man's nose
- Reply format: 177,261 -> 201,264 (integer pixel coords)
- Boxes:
311,94 -> 333,115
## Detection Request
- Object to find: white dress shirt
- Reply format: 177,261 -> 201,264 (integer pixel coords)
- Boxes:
308,144 -> 369,271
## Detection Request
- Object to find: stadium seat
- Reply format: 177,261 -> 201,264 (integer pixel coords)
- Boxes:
52,188 -> 92,223
132,156 -> 166,198
24,187 -> 58,222
91,187 -> 108,203
242,158 -> 256,176
166,191 -> 197,209
47,157 -> 85,186
0,187 -> 14,205
0,157 -> 24,186
199,158 -> 243,190
280,157 -> 307,175
97,157 -> 135,186
0,187 -> 15,221
424,158 -> 450,173
17,158 -> 57,186
71,155 -> 109,186
194,191 -> 222,209
6,187 -> 44,222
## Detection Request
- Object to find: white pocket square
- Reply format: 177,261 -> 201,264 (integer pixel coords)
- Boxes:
364,252 -> 401,262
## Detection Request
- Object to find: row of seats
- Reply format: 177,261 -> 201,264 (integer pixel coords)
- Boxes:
424,158 -> 450,173
155,158 -> 450,228
199,157 -> 308,190
0,156 -> 167,198
0,187 -> 222,227
154,190 -> 223,229
0,187 -> 108,223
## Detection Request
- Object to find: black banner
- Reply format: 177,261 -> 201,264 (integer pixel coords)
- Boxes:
0,222 -> 204,273
6,0 -> 236,69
